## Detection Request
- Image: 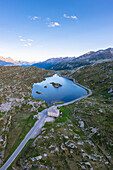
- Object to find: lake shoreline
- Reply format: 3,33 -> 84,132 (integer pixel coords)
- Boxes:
31,74 -> 87,105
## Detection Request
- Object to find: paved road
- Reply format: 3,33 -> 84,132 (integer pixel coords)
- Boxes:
0,110 -> 48,170
0,80 -> 92,170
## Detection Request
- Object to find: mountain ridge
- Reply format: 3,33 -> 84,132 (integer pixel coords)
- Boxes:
0,56 -> 37,66
31,47 -> 113,70
1,47 -> 113,68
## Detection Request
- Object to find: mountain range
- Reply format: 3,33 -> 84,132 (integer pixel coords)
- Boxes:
0,56 -> 36,66
0,48 -> 113,69
31,48 -> 113,70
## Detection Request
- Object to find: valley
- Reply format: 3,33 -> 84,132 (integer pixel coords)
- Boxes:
0,60 -> 113,169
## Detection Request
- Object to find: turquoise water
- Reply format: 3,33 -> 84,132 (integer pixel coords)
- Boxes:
31,74 -> 87,105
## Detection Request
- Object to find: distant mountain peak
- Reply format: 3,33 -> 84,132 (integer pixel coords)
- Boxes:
85,51 -> 94,55
0,56 -> 37,66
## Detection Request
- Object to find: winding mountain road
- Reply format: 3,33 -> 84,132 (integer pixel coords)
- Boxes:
0,80 -> 92,170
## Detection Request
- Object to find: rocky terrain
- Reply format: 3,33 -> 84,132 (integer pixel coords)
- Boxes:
0,66 -> 54,166
7,61 -> 113,169
60,61 -> 113,163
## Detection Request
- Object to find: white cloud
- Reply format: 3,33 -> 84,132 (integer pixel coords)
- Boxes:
48,22 -> 60,27
24,43 -> 32,47
24,44 -> 28,47
63,14 -> 70,19
18,35 -> 22,38
27,39 -> 34,42
71,16 -> 78,19
28,43 -> 32,46
63,14 -> 78,20
18,36 -> 34,47
20,38 -> 26,42
29,16 -> 40,20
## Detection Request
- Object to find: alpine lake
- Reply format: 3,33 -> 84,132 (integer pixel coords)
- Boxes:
31,74 -> 87,105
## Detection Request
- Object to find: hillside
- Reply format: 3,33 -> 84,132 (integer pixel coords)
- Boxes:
8,61 -> 113,170
31,57 -> 75,69
0,66 -> 55,166
32,48 -> 113,70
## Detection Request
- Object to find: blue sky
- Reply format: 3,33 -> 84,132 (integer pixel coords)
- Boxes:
0,0 -> 113,61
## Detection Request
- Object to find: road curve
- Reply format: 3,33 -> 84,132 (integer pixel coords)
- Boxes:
0,79 -> 92,170
56,80 -> 92,107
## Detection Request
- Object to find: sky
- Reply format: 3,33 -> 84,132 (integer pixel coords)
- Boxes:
0,0 -> 113,62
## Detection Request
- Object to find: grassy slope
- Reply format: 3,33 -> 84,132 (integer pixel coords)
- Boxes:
0,66 -> 54,166
10,61 -> 113,170
11,108 -> 110,170
61,61 -> 113,163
